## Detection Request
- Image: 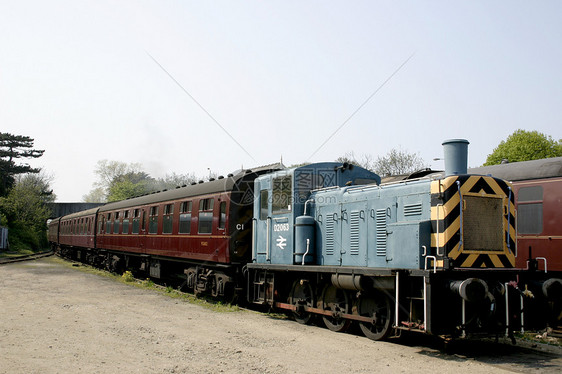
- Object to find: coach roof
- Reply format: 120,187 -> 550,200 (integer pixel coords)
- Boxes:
60,207 -> 101,220
98,173 -> 243,212
98,163 -> 284,213
468,157 -> 562,181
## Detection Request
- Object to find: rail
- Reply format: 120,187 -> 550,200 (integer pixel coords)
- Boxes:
0,250 -> 54,265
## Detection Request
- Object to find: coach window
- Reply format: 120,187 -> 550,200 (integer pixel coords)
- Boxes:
114,212 -> 120,234
218,201 -> 227,230
106,213 -> 112,234
122,210 -> 130,234
272,175 -> 292,214
163,204 -> 174,234
179,201 -> 192,234
198,198 -> 214,234
132,209 -> 140,234
517,186 -> 543,234
149,206 -> 159,234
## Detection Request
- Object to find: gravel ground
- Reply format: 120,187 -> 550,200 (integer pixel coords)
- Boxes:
1,257 -> 560,374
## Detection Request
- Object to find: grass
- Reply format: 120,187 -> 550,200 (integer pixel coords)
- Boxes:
516,330 -> 562,347
51,256 -> 240,313
0,248 -> 50,259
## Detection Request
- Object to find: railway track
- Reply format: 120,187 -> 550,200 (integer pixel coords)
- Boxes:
0,250 -> 54,265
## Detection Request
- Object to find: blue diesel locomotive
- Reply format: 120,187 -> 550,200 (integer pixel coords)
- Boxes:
247,140 -> 560,340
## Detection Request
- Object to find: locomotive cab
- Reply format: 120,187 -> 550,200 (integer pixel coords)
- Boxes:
252,162 -> 380,266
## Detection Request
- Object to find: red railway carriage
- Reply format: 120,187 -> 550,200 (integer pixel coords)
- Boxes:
96,174 -> 249,265
57,207 -> 99,253
47,217 -> 60,248
469,157 -> 562,272
51,164 -> 281,297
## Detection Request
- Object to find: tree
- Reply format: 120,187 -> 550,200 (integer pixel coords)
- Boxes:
84,159 -> 227,203
373,148 -> 426,176
83,160 -> 150,202
82,187 -> 106,203
0,133 -> 45,196
336,152 -> 375,171
0,172 -> 55,250
153,172 -> 200,190
107,171 -> 155,202
484,129 -> 562,165
93,160 -> 144,191
338,148 -> 426,176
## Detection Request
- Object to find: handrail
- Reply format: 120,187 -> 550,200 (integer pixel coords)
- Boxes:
507,187 -> 512,253
266,217 -> 271,262
251,218 -> 257,262
456,181 -> 463,253
536,257 -> 547,273
436,204 -> 444,257
425,255 -> 437,273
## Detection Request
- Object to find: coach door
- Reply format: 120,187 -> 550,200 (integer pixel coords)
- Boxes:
139,208 -> 147,251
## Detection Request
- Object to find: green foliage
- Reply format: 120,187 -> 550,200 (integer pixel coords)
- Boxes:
121,271 -> 135,282
84,160 -> 201,203
484,129 -> 562,165
81,187 -> 106,203
0,173 -> 54,251
0,132 -> 44,196
107,174 -> 153,202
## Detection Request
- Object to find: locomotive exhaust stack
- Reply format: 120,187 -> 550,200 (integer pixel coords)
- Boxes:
442,138 -> 469,176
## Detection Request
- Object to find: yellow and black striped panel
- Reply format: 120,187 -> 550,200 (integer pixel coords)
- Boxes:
430,175 -> 516,268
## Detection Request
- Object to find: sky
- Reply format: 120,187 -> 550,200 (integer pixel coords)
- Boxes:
1,1 -> 561,202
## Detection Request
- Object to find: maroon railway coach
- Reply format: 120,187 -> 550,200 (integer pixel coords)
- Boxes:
51,165 -> 281,297
57,207 -> 99,256
469,157 -> 562,273
47,217 -> 60,247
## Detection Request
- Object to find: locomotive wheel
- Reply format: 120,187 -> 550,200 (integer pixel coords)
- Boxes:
289,280 -> 315,324
321,285 -> 351,332
357,291 -> 393,341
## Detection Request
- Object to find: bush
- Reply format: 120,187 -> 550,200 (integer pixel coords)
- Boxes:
4,222 -> 47,252
122,271 -> 135,282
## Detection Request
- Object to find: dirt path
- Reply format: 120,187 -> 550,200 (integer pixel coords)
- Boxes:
1,257 -> 560,374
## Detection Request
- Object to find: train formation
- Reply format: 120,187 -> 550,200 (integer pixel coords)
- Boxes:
48,139 -> 562,341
